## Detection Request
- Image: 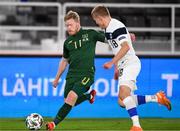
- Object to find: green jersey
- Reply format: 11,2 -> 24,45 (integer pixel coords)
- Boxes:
63,28 -> 105,79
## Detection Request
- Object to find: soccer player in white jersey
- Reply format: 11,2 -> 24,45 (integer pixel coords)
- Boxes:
91,5 -> 171,131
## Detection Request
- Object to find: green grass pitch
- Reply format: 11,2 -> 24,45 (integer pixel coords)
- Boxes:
0,118 -> 180,131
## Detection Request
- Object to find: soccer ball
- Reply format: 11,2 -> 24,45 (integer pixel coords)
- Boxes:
25,113 -> 43,130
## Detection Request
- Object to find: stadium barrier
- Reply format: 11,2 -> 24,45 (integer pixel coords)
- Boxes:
0,2 -> 180,55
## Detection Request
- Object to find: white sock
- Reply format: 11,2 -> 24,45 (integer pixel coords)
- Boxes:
123,96 -> 141,127
132,95 -> 158,106
131,116 -> 140,127
145,95 -> 158,102
132,95 -> 138,106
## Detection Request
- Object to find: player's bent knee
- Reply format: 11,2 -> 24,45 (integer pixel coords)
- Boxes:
118,98 -> 125,108
65,91 -> 78,106
118,90 -> 127,100
119,85 -> 131,100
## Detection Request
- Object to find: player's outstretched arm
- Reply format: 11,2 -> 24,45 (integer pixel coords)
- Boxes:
52,57 -> 68,88
103,41 -> 130,69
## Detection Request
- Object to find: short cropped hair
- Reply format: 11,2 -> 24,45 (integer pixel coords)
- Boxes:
64,10 -> 80,22
91,5 -> 110,17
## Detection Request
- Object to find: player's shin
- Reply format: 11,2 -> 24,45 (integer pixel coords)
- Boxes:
53,91 -> 77,126
53,103 -> 72,126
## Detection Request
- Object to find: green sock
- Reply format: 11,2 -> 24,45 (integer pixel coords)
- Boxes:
75,94 -> 90,106
53,103 -> 72,125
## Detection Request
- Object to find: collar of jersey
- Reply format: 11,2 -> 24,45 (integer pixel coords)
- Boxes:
73,28 -> 83,37
105,18 -> 113,32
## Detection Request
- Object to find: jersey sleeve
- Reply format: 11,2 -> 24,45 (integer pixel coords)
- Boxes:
92,30 -> 105,43
63,42 -> 69,59
114,27 -> 129,44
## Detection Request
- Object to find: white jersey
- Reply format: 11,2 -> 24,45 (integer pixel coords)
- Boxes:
105,18 -> 141,91
105,18 -> 139,68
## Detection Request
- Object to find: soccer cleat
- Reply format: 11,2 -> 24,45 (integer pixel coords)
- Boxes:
89,89 -> 96,104
156,91 -> 172,111
130,126 -> 143,131
46,122 -> 55,131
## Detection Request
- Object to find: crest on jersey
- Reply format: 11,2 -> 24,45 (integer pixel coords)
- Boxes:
82,34 -> 89,41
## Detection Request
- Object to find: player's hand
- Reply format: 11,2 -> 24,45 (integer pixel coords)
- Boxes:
130,33 -> 136,42
114,68 -> 119,80
103,61 -> 113,69
52,79 -> 59,88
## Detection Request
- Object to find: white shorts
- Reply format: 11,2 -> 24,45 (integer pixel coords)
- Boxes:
118,57 -> 141,91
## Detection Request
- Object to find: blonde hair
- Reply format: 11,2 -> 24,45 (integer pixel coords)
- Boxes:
91,5 -> 110,18
64,10 -> 80,22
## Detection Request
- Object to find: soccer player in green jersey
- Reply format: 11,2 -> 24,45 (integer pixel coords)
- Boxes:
46,10 -> 105,131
